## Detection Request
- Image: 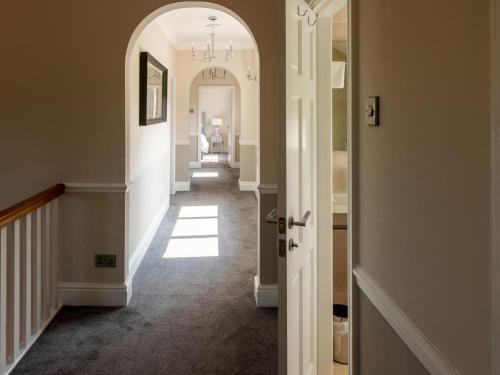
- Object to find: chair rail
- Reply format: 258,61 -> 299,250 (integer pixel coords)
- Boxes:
0,184 -> 65,228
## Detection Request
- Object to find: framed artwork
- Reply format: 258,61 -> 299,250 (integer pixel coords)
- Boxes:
139,52 -> 168,126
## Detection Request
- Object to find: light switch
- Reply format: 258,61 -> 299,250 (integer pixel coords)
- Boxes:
366,96 -> 379,126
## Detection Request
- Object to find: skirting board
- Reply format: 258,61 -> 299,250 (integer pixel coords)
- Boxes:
189,161 -> 201,169
175,180 -> 191,192
354,268 -> 460,375
254,275 -> 278,307
127,198 -> 169,287
239,179 -> 258,192
59,282 -> 130,307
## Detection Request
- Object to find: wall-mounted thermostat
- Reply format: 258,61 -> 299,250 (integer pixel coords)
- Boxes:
366,96 -> 379,126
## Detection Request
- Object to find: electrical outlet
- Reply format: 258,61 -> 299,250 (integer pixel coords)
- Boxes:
95,254 -> 116,268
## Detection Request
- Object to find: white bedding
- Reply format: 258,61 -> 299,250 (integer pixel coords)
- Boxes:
200,134 -> 209,154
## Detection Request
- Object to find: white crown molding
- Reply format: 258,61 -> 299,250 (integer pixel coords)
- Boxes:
64,183 -> 128,194
59,282 -> 131,307
175,139 -> 190,146
254,275 -> 278,307
258,184 -> 278,194
354,268 -> 461,375
175,180 -> 191,192
239,139 -> 258,146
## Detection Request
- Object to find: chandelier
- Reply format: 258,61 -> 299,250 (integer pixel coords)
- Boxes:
191,16 -> 233,63
203,68 -> 227,80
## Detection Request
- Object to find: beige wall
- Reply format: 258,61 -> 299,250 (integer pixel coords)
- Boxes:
0,0 -> 282,292
359,294 -> 430,375
175,143 -> 191,182
258,192 -> 278,285
239,144 -> 258,182
176,49 -> 258,143
354,0 -> 491,373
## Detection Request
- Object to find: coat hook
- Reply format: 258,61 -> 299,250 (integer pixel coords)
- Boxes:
307,13 -> 317,26
297,5 -> 308,17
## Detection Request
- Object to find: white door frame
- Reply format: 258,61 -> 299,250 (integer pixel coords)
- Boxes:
197,85 -> 236,164
313,0 -> 355,374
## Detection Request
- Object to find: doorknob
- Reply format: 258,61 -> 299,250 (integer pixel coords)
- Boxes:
288,239 -> 300,251
266,208 -> 278,224
288,210 -> 311,229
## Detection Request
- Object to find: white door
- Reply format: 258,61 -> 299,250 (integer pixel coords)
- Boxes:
284,0 -> 317,374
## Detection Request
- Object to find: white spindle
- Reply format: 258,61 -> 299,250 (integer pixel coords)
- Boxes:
0,227 -> 7,373
0,187 -> 62,375
51,200 -> 58,312
36,208 -> 42,331
44,205 -> 51,321
13,221 -> 20,359
25,214 -> 32,346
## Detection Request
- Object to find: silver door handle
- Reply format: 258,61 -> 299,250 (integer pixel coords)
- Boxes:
288,210 -> 311,229
266,208 -> 278,224
289,239 -> 301,251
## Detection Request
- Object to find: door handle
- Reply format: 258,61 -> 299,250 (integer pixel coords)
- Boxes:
288,239 -> 301,251
266,208 -> 278,224
288,210 -> 311,229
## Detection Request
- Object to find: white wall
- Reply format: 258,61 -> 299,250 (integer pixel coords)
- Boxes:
126,21 -> 176,275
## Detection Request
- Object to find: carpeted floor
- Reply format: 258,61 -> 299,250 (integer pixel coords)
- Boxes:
12,157 -> 278,375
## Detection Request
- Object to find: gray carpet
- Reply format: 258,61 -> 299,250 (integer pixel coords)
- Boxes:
12,158 -> 278,375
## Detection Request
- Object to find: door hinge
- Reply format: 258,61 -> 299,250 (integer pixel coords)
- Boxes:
278,217 -> 286,234
279,239 -> 287,258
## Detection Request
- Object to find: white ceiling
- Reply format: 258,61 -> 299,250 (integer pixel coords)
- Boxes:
155,8 -> 255,50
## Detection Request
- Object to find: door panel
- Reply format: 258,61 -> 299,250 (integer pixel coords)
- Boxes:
285,0 -> 317,374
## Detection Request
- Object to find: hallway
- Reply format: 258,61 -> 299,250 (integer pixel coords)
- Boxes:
12,159 -> 277,375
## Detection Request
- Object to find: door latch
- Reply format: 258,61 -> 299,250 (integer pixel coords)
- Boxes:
279,239 -> 287,258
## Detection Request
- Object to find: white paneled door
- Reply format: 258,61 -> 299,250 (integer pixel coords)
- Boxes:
286,0 -> 318,374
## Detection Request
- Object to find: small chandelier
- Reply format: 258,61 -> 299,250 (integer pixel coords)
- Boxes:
191,16 -> 233,63
203,68 -> 227,80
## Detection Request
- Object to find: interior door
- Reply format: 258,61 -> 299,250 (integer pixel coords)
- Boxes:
284,0 -> 317,374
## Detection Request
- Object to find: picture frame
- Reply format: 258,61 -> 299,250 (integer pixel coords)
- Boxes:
139,51 -> 168,126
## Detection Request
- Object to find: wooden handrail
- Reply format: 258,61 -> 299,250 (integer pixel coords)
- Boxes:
0,184 -> 65,228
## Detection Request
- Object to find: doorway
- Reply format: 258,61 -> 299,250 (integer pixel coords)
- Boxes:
198,85 -> 236,164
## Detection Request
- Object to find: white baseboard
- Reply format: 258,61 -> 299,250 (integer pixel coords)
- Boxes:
239,179 -> 258,192
354,268 -> 460,375
189,161 -> 201,169
59,282 -> 130,307
254,275 -> 278,307
230,161 -> 240,168
175,180 -> 191,192
58,199 -> 169,308
128,198 -> 169,286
